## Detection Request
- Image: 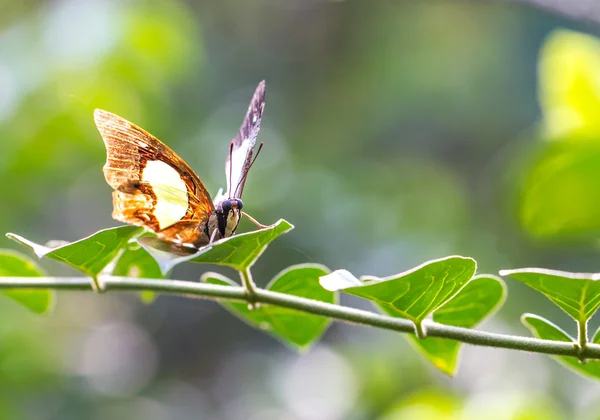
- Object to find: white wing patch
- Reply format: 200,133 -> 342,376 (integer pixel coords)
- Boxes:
223,80 -> 265,199
225,140 -> 254,198
142,160 -> 189,230
213,187 -> 226,206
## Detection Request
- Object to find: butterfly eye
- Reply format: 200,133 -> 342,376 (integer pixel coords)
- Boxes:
221,201 -> 232,212
236,199 -> 244,210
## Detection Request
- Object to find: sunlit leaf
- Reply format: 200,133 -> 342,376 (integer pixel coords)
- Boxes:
499,268 -> 600,324
7,226 -> 142,289
524,30 -> 600,240
320,256 -> 477,330
139,219 -> 293,274
203,264 -> 334,350
408,275 -> 506,375
522,314 -> 600,380
539,30 -> 600,139
112,242 -> 163,304
379,391 -> 461,420
0,250 -> 54,314
381,388 -> 561,420
519,141 -> 600,239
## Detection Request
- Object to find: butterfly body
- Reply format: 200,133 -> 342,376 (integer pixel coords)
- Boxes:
94,81 -> 266,248
213,198 -> 244,240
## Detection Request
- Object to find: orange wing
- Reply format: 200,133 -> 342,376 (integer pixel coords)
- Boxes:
94,109 -> 214,246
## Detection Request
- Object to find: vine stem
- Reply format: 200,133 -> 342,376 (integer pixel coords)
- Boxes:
240,268 -> 259,309
578,319 -> 589,362
497,0 -> 600,26
2,276 -> 600,359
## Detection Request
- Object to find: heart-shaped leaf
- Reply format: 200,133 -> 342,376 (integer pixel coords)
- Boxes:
203,263 -> 334,350
112,242 -> 163,304
139,219 -> 293,274
320,256 -> 477,333
7,226 -> 142,290
0,250 -> 54,314
522,313 -> 600,380
499,268 -> 600,325
408,275 -> 506,375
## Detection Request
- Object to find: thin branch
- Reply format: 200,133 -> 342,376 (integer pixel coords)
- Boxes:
1,276 -> 599,359
496,0 -> 600,25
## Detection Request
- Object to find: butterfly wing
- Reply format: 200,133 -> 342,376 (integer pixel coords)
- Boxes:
224,81 -> 266,200
94,109 -> 215,246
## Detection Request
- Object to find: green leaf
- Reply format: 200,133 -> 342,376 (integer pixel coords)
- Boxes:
112,242 -> 163,304
203,263 -> 334,350
7,226 -> 143,279
519,141 -> 600,240
522,314 -> 600,380
139,219 -> 294,274
408,275 -> 506,375
0,250 -> 54,314
320,256 -> 477,328
499,268 -> 600,324
7,226 -> 142,290
519,31 -> 600,240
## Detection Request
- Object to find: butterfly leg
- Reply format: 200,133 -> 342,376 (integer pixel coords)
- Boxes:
241,211 -> 270,229
209,228 -> 219,244
208,229 -> 219,245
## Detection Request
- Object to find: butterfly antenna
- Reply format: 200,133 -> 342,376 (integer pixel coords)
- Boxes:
249,142 -> 264,169
228,141 -> 234,199
235,142 -> 264,197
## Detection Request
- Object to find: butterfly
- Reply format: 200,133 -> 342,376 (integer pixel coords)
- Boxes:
93,81 -> 267,249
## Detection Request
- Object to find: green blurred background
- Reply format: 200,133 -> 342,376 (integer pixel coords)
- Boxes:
2,0 -> 600,418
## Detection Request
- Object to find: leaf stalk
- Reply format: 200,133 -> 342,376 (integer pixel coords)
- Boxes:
578,319 -> 589,363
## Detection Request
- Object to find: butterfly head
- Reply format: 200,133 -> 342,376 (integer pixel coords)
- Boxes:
215,198 -> 244,238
